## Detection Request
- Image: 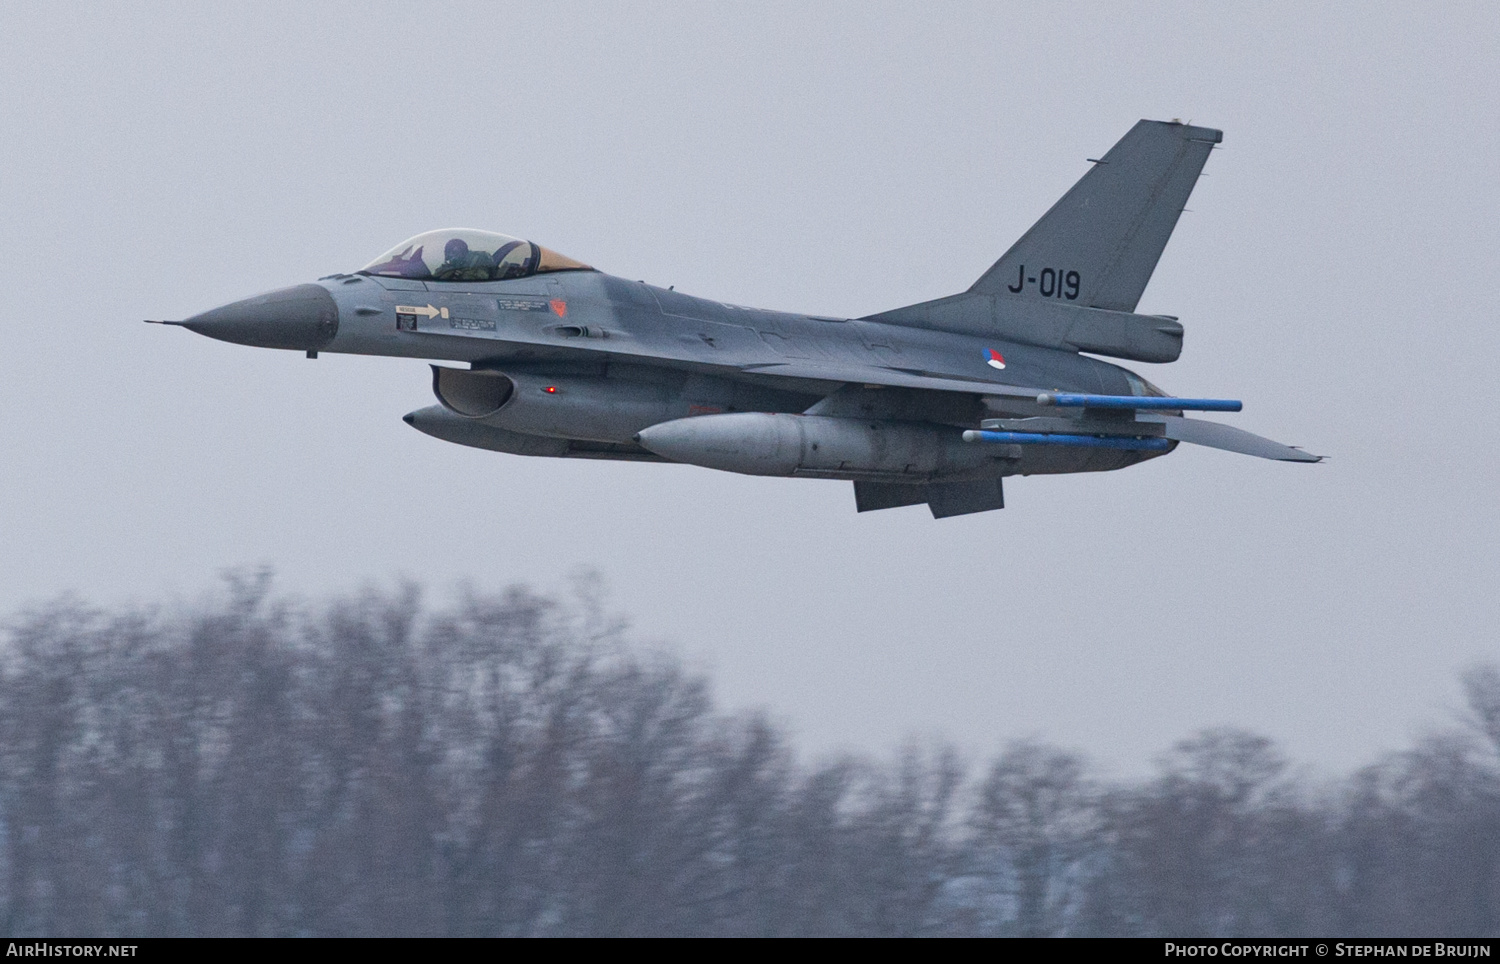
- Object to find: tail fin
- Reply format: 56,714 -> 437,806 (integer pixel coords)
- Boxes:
972,120 -> 1221,313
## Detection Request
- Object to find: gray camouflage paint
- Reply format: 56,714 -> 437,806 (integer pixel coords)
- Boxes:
159,120 -> 1316,517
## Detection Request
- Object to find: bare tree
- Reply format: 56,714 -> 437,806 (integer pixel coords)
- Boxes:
1097,727 -> 1335,936
0,581 -> 1497,937
969,740 -> 1098,936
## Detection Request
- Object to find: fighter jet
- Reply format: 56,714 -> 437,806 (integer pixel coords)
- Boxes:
151,119 -> 1319,518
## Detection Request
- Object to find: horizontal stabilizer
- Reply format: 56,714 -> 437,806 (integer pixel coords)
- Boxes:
1038,393 -> 1242,412
1150,416 -> 1322,462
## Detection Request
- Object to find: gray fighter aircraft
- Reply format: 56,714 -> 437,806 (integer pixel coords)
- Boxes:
151,119 -> 1319,518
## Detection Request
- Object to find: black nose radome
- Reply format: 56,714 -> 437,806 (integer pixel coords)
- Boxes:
182,284 -> 338,351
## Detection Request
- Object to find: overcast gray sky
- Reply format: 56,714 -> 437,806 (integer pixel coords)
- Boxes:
2,1 -> 1496,775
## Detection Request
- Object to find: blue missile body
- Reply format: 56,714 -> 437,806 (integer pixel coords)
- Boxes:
962,430 -> 1174,451
1037,393 -> 1243,412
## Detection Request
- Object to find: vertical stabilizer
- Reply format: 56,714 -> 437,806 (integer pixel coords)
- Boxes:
971,120 -> 1221,313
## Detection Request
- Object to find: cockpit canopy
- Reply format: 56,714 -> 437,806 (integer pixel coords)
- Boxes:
359,229 -> 592,283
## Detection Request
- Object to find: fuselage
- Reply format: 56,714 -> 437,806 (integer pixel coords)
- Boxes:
174,264 -> 1171,484
320,268 -> 1143,398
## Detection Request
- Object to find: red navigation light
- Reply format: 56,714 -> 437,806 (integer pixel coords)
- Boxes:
543,385 -> 558,394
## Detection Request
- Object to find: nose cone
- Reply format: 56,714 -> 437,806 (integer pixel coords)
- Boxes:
182,284 -> 338,351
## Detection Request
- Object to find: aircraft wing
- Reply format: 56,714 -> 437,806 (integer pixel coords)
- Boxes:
1144,414 -> 1322,462
734,361 -> 1044,400
733,366 -> 1324,463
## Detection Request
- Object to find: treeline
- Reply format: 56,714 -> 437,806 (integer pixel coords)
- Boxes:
0,573 -> 1496,937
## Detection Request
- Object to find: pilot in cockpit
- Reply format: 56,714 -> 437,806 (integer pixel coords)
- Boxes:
433,238 -> 498,282
361,229 -> 587,283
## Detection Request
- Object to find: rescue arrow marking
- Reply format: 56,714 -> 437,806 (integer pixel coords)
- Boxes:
395,304 -> 444,319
